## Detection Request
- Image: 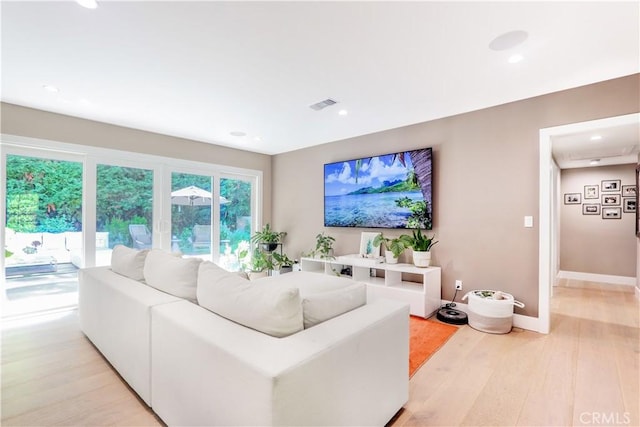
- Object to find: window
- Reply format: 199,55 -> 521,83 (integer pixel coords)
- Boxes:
1,135 -> 262,317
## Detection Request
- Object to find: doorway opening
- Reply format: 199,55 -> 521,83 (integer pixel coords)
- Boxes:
538,112 -> 640,334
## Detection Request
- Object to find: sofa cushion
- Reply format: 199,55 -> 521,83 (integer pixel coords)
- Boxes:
302,283 -> 367,328
143,250 -> 202,303
111,245 -> 149,281
197,261 -> 303,338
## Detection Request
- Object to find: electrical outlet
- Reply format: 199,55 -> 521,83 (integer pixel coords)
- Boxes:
455,280 -> 463,291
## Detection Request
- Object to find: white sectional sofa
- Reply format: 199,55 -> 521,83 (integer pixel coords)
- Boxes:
79,246 -> 409,426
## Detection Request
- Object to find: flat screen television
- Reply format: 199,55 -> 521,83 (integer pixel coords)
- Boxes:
324,147 -> 433,229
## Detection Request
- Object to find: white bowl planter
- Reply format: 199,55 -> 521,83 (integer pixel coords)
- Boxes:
384,250 -> 399,264
412,250 -> 431,267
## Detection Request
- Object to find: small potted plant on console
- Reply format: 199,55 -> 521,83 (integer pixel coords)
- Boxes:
372,233 -> 408,264
399,229 -> 438,267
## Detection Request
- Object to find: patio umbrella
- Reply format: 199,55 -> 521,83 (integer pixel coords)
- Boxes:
170,185 -> 230,206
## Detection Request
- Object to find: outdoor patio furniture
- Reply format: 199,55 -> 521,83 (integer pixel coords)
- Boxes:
129,224 -> 152,249
192,224 -> 211,250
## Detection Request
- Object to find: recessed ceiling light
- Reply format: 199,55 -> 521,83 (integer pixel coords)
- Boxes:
590,135 -> 603,141
508,54 -> 524,64
76,0 -> 98,9
230,131 -> 246,137
590,159 -> 601,166
489,30 -> 528,51
338,109 -> 348,116
42,84 -> 59,93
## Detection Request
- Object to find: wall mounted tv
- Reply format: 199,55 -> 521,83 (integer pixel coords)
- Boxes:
324,147 -> 433,229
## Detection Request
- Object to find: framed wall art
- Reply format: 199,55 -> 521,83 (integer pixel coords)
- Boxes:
359,232 -> 381,258
582,203 -> 601,215
622,185 -> 637,197
624,198 -> 636,213
564,193 -> 581,204
602,207 -> 621,219
602,194 -> 621,206
601,179 -> 621,192
584,185 -> 599,199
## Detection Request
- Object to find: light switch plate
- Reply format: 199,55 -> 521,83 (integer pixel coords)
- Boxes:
524,216 -> 534,228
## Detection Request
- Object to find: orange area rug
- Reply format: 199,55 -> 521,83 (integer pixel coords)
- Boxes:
409,316 -> 459,377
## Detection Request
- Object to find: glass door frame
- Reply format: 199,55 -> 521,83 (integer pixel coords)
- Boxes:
166,166 -> 261,264
1,134 -> 263,275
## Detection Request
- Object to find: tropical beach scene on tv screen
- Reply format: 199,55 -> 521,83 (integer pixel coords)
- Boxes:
324,148 -> 433,229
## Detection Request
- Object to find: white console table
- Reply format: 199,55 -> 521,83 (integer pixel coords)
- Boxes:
300,254 -> 441,318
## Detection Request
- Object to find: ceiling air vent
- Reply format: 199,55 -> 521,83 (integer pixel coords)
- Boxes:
309,98 -> 338,111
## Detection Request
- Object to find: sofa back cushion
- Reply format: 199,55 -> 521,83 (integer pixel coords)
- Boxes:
144,250 -> 202,303
197,261 -> 303,338
111,245 -> 149,281
302,283 -> 367,328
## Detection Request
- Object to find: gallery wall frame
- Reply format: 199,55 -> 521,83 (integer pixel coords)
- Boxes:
623,198 -> 636,213
602,179 -> 621,192
602,194 -> 621,206
602,207 -> 621,219
564,193 -> 581,204
582,203 -> 601,215
584,185 -> 599,199
622,185 -> 637,197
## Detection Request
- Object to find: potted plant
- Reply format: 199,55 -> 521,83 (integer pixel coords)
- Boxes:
399,229 -> 438,267
272,252 -> 294,274
247,248 -> 272,280
372,233 -> 408,264
309,232 -> 335,260
250,223 -> 286,252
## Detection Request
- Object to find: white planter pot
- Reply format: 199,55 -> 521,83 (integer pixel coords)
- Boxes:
384,250 -> 399,264
412,250 -> 431,267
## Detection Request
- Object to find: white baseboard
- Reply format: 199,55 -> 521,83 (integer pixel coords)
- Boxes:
557,270 -> 636,286
439,300 -> 541,333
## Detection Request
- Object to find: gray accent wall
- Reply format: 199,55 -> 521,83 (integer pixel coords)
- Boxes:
272,74 -> 640,317
560,164 -> 636,277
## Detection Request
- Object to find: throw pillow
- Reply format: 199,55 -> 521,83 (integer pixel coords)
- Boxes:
197,261 -> 303,338
302,283 -> 366,328
111,244 -> 149,281
143,249 -> 202,303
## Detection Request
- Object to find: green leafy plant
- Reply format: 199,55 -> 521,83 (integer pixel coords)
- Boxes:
309,232 -> 335,259
250,223 -> 286,252
399,229 -> 438,252
249,248 -> 274,272
373,233 -> 409,258
272,252 -> 294,270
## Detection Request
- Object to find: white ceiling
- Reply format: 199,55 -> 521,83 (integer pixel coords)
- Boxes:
552,122 -> 639,169
1,1 -> 639,155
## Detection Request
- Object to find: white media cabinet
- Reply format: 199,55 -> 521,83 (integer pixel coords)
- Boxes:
300,254 -> 441,318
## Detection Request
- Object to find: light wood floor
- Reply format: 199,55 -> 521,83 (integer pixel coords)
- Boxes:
1,280 -> 638,426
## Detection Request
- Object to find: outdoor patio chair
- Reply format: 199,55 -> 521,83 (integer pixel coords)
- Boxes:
192,224 -> 211,250
129,224 -> 152,249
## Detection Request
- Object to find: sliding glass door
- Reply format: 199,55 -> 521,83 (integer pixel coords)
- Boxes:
219,175 -> 253,271
95,164 -> 154,266
1,136 -> 261,317
3,152 -> 83,316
